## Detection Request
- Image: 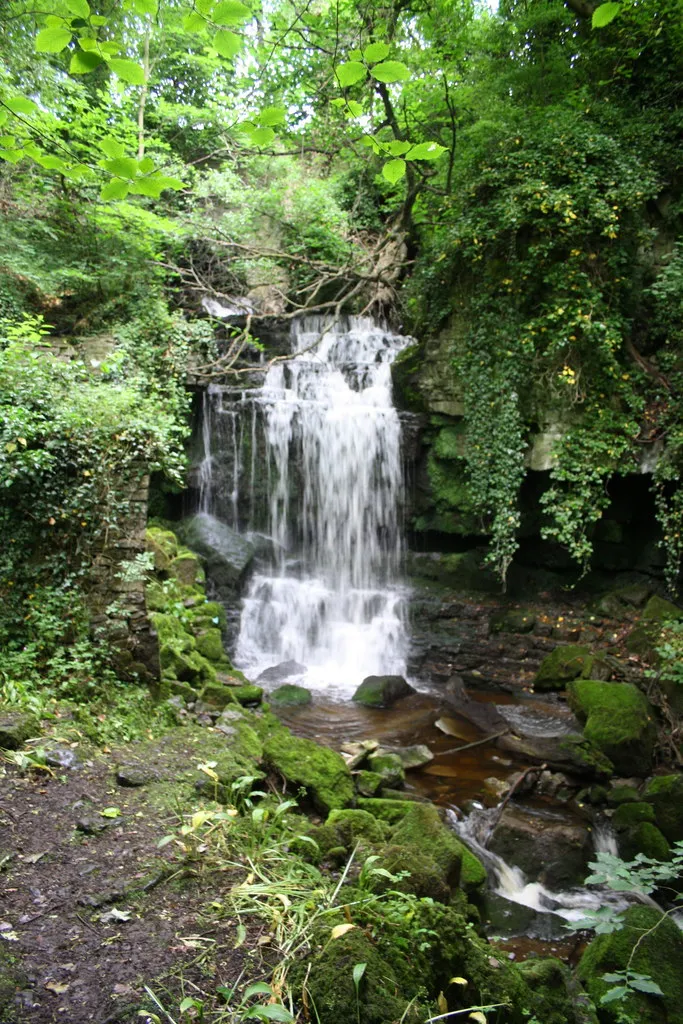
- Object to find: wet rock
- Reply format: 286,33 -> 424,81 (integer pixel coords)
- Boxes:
567,680 -> 656,777
643,774 -> 683,842
0,709 -> 40,750
116,764 -> 156,787
76,816 -> 110,835
498,731 -> 614,780
377,744 -> 433,770
489,807 -> 593,889
356,770 -> 383,796
352,675 -> 415,708
341,739 -> 379,769
44,746 -> 79,770
483,892 -> 540,937
179,513 -> 255,592
367,753 -> 405,788
269,684 -> 312,707
256,660 -> 306,683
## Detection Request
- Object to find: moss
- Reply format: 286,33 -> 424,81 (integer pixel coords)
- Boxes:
194,628 -> 227,663
356,770 -> 383,796
351,675 -> 413,707
490,608 -> 536,634
263,727 -> 354,813
612,802 -> 656,828
0,708 -> 40,749
168,549 -> 204,587
356,797 -> 413,824
0,940 -> 25,1019
643,774 -> 683,842
557,734 -> 614,778
290,927 -> 425,1024
367,752 -> 405,787
187,600 -> 226,630
608,784 -> 641,806
578,905 -> 683,1024
642,595 -> 683,623
390,342 -> 428,413
326,809 -> 389,848
145,526 -> 178,570
567,680 -> 656,776
199,682 -> 238,708
534,645 -> 604,692
517,958 -> 597,1024
370,843 -> 451,903
231,685 -> 263,706
269,684 -> 312,706
619,822 -> 671,861
151,612 -> 217,685
390,804 -> 463,888
169,680 -> 198,702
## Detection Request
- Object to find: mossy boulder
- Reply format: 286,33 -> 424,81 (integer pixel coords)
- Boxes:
369,843 -> 452,902
578,905 -> 683,1024
231,684 -> 263,706
263,728 -> 354,813
194,628 -> 226,663
517,958 -> 598,1024
490,608 -> 536,634
643,774 -> 683,842
180,512 -> 255,592
145,526 -> 178,570
0,708 -> 40,749
168,549 -> 204,587
187,600 -> 227,631
534,645 -> 609,692
356,770 -> 383,796
367,752 -> 405,787
567,680 -> 656,776
290,926 -> 425,1024
269,684 -> 312,707
389,803 -> 488,895
642,595 -> 683,623
607,784 -> 641,806
151,611 -> 217,685
199,682 -> 238,708
612,801 -> 655,828
619,822 -> 671,861
356,797 -> 415,824
352,675 -> 415,708
326,809 -> 389,848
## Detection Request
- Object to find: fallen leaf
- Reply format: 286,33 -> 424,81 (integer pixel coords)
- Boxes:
24,852 -> 47,864
45,981 -> 70,994
100,807 -> 121,819
331,923 -> 355,939
449,977 -> 468,986
0,931 -> 19,942
100,908 -> 132,924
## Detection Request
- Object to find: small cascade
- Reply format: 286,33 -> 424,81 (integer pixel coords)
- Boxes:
198,315 -> 412,695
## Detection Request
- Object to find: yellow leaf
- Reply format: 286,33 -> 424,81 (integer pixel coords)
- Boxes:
45,981 -> 70,994
449,977 -> 468,986
469,1014 -> 488,1024
331,923 -> 356,939
437,992 -> 448,1013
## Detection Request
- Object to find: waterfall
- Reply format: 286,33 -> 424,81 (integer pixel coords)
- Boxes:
199,315 -> 411,695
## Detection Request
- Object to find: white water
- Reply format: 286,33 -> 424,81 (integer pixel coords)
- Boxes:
202,315 -> 412,695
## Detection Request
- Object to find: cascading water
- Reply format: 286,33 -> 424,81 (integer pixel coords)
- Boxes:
199,315 -> 411,695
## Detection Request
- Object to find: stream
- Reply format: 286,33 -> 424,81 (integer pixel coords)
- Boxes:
195,314 -> 630,959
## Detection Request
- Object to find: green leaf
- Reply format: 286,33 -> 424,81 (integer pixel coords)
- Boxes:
212,0 -> 252,25
406,141 -> 447,160
138,156 -> 155,173
335,61 -> 366,87
386,139 -> 411,156
362,42 -> 390,63
243,983 -> 274,999
246,125 -> 276,146
371,60 -> 410,83
35,154 -> 68,171
99,136 -> 125,159
104,157 -> 138,179
600,987 -> 629,1004
64,162 -> 91,178
247,1007 -> 295,1023
0,136 -> 16,148
91,15 -> 108,25
70,50 -> 103,73
66,0 -> 90,17
352,963 -> 367,987
344,100 -> 364,117
0,148 -> 24,164
133,0 -> 158,14
130,174 -> 184,197
382,158 -> 406,183
78,36 -> 100,51
258,106 -> 287,126
184,11 -> 207,31
213,30 -> 242,58
100,41 -> 120,55
5,97 -> 39,116
361,134 -> 380,153
592,2 -> 620,27
35,27 -> 73,53
629,978 -> 664,996
107,58 -> 146,84
100,806 -> 122,818
348,49 -> 362,61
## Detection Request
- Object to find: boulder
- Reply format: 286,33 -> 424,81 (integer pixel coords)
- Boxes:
180,513 -> 255,592
269,684 -> 312,707
489,807 -> 593,890
356,770 -> 383,796
567,680 -> 656,777
643,774 -> 683,842
0,708 -> 39,750
352,675 -> 415,708
367,753 -> 405,788
534,645 -> 610,692
168,549 -> 204,587
256,660 -> 306,683
379,744 -> 434,769
145,526 -> 178,570
497,732 -> 614,779
490,608 -> 536,634
641,595 -> 683,623
263,729 -> 354,813
194,627 -> 226,663
578,906 -> 683,1024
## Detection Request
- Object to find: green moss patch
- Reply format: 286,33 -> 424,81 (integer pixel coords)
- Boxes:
534,645 -> 607,692
263,728 -> 354,813
567,680 -> 656,776
643,774 -> 683,842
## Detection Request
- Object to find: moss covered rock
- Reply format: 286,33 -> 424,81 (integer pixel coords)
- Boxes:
230,685 -> 263,706
326,809 -> 389,848
643,774 -> 683,842
263,728 -> 354,813
168,549 -> 204,587
356,770 -> 383,796
187,600 -> 227,631
269,684 -> 312,707
567,680 -> 656,776
199,682 -> 238,708
578,905 -> 683,1024
145,526 -> 178,570
490,608 -> 536,634
642,595 -> 683,623
351,675 -> 415,707
194,627 -> 226,663
0,708 -> 40,749
534,645 -> 608,692
367,752 -> 405,787
356,797 -> 414,824
619,822 -> 671,861
370,843 -> 452,902
612,801 -> 655,828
